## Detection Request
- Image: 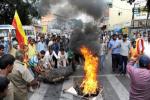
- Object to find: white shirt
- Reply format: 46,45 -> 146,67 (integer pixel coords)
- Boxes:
120,40 -> 131,56
144,41 -> 150,57
57,51 -> 68,60
44,51 -> 58,64
48,41 -> 53,47
100,42 -> 107,56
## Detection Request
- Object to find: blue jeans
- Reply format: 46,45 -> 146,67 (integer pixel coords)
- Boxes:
119,56 -> 128,74
100,55 -> 105,69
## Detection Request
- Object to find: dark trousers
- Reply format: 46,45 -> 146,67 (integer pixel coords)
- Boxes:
53,56 -> 57,68
74,53 -> 80,64
120,55 -> 128,74
68,58 -> 76,71
112,54 -> 120,72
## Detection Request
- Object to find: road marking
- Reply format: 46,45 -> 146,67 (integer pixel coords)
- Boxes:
71,74 -> 122,78
59,78 -> 74,100
29,83 -> 49,100
106,75 -> 129,100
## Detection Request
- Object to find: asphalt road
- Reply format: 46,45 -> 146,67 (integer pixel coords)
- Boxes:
28,53 -> 130,100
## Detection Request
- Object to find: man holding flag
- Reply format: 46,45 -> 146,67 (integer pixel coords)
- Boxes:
12,11 -> 28,49
6,11 -> 39,100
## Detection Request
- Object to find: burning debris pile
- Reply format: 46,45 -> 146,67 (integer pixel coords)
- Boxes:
79,47 -> 99,96
68,23 -> 102,98
39,66 -> 73,83
64,45 -> 103,99
38,0 -> 105,98
75,47 -> 100,97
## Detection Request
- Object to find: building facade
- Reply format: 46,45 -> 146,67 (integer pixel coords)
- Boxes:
41,13 -> 55,33
108,0 -> 133,29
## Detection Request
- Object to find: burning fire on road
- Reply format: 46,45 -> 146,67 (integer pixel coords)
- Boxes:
63,46 -> 103,100
79,46 -> 99,96
70,46 -> 103,99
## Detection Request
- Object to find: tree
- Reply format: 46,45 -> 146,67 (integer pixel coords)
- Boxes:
0,0 -> 40,25
146,0 -> 150,27
147,0 -> 150,11
127,0 -> 135,5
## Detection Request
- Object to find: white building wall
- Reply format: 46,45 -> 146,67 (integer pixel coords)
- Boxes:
108,0 -> 133,29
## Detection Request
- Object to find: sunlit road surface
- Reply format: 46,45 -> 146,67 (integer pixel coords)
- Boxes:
28,53 -> 130,100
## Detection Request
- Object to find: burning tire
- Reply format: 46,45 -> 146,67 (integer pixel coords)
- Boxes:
39,66 -> 73,83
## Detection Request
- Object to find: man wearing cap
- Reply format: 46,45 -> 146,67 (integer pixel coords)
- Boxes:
127,55 -> 150,100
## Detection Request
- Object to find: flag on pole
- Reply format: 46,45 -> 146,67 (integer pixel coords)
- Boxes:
12,11 -> 27,48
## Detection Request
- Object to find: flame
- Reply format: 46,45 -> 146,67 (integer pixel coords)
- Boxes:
80,46 -> 99,95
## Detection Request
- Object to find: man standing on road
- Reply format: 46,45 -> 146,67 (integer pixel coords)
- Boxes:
100,38 -> 107,70
108,34 -> 121,72
37,36 -> 47,53
9,40 -> 18,57
0,76 -> 10,99
0,54 -> 15,77
28,39 -> 37,59
144,32 -> 150,57
120,34 -> 130,75
8,51 -> 39,100
127,55 -> 150,100
0,45 -> 4,58
0,54 -> 15,100
136,33 -> 144,55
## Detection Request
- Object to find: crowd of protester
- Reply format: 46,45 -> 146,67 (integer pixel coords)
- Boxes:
1,31 -> 150,100
99,32 -> 149,74
100,31 -> 150,100
0,32 -> 75,100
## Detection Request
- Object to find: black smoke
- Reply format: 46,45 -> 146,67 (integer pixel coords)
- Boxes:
38,0 -> 63,16
53,2 -> 80,19
38,0 -> 104,55
69,23 -> 100,55
38,0 -> 50,15
38,0 -> 105,19
68,0 -> 104,19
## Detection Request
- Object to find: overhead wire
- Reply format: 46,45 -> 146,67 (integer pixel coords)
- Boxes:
112,5 -> 132,11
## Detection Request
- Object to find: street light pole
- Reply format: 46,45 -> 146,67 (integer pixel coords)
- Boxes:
132,3 -> 136,28
146,11 -> 150,30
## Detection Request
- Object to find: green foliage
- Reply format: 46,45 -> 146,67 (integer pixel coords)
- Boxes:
0,0 -> 40,25
127,0 -> 135,5
146,0 -> 150,12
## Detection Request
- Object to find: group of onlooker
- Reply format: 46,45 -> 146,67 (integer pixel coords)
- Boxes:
0,32 -> 74,100
127,32 -> 150,100
100,31 -> 150,75
100,31 -> 150,99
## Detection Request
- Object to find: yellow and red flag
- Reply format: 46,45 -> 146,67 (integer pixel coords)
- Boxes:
136,38 -> 144,55
12,11 -> 27,48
